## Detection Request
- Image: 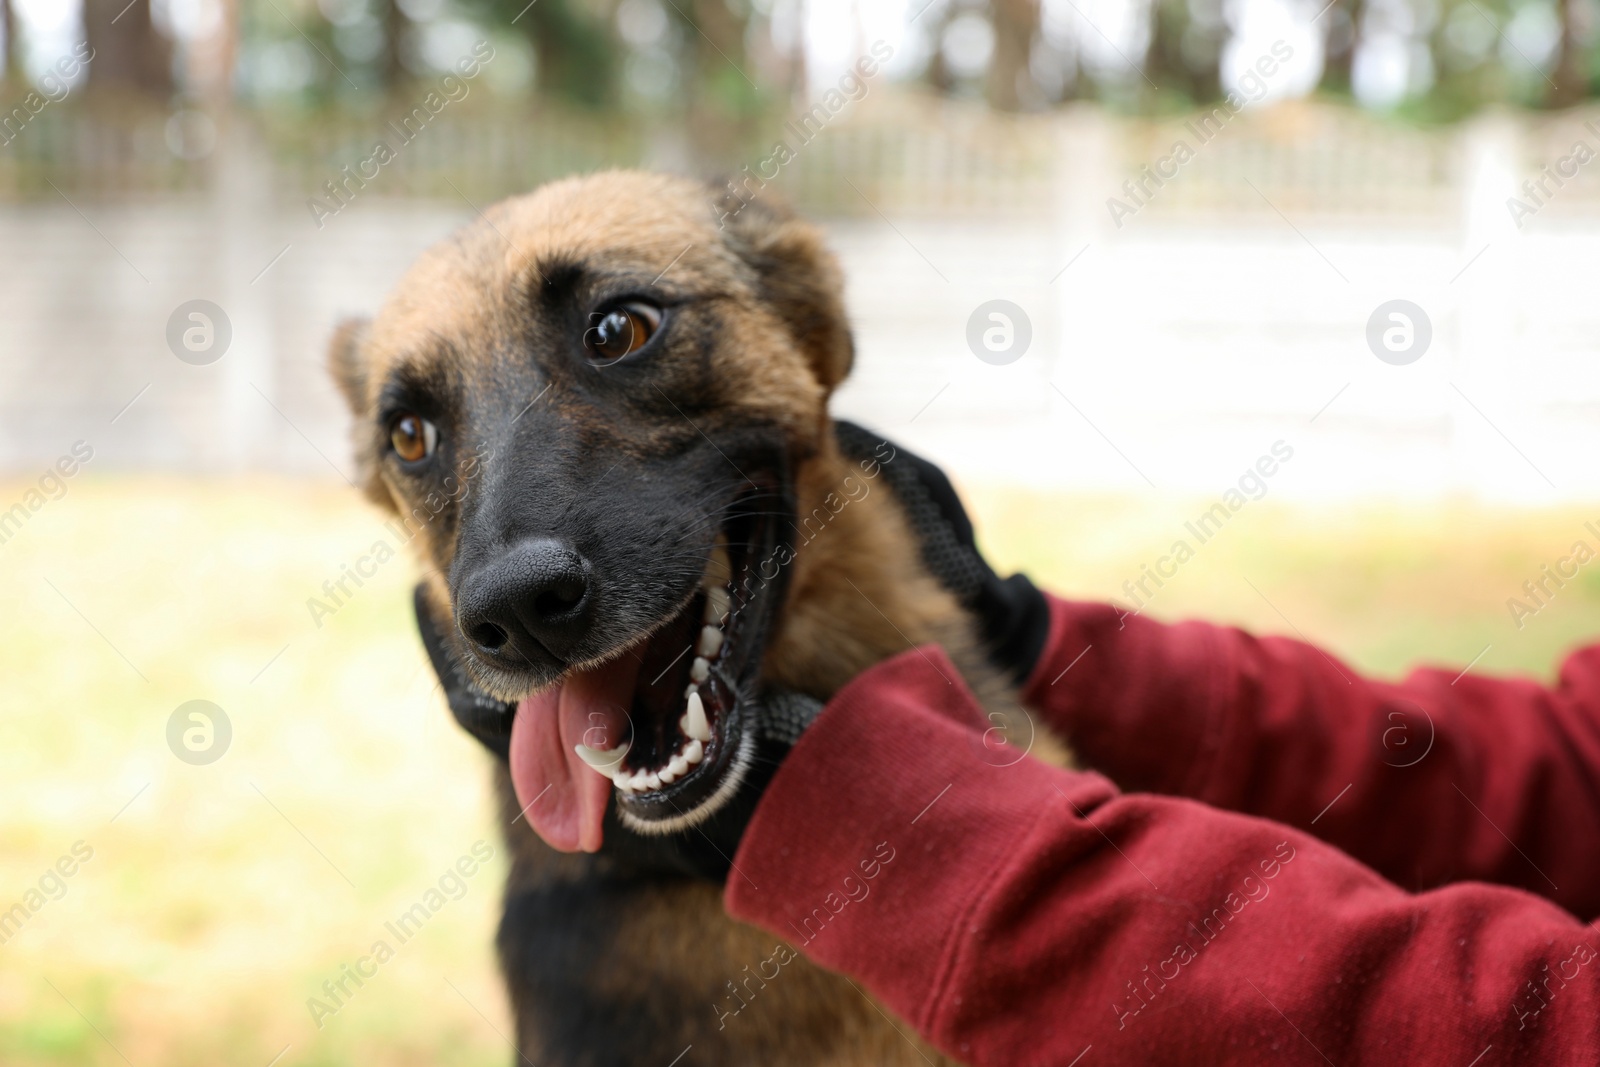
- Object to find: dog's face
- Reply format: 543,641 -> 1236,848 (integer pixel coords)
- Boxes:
330,171 -> 852,837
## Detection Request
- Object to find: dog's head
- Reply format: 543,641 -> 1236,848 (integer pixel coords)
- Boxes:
329,171 -> 853,845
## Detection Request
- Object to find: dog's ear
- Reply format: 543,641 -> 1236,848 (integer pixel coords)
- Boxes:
716,193 -> 855,392
326,316 -> 393,509
327,316 -> 371,414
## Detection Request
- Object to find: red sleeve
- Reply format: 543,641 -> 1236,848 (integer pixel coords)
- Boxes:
1021,594 -> 1600,918
727,648 -> 1600,1066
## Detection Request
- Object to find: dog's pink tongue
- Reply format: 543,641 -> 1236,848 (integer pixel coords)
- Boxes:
509,655 -> 638,853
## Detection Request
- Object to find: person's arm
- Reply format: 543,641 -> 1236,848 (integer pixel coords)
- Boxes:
727,646 -> 1600,1066
1022,595 -> 1600,917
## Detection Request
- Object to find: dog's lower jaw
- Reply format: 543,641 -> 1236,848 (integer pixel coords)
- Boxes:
614,722 -> 757,836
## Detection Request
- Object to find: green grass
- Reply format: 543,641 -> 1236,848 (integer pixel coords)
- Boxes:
0,476 -> 509,1067
4,475 -> 1599,1063
965,486 -> 1600,681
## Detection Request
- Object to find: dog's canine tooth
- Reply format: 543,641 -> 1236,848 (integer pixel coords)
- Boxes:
574,741 -> 628,779
697,625 -> 723,658
690,656 -> 710,683
684,738 -> 704,764
705,542 -> 732,586
703,585 -> 730,624
684,691 -> 712,742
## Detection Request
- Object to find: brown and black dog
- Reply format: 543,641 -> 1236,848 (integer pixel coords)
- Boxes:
328,170 -> 1058,1065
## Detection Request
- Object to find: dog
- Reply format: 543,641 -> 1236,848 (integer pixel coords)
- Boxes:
328,170 -> 1056,1065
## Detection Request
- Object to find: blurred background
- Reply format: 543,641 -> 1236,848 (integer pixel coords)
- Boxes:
3,0 -> 1600,1063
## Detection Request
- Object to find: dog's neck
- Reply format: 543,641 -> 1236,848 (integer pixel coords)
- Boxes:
760,432 -> 972,701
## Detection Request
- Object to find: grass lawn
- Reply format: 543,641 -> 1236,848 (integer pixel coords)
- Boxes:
2,475 -> 1598,1064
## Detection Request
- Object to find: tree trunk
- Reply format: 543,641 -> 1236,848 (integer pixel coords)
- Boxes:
1321,0 -> 1362,96
924,6 -> 956,94
383,0 -> 408,91
83,0 -> 173,96
2,0 -> 16,86
1145,0 -> 1223,101
987,0 -> 1041,110
521,0 -> 619,108
1548,0 -> 1588,108
683,0 -> 755,165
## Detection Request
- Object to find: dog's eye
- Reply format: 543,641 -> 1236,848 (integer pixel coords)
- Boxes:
389,413 -> 437,463
584,302 -> 661,364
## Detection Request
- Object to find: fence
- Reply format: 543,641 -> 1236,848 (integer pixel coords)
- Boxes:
9,94 -> 1600,221
4,94 -> 1600,502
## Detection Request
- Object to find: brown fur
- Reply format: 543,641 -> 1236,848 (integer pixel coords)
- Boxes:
329,170 -> 1062,1066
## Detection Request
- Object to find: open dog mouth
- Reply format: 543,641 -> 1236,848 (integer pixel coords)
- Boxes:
508,478 -> 791,846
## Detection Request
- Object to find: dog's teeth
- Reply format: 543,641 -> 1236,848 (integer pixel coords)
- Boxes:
659,766 -> 677,784
643,771 -> 661,790
703,586 -> 730,624
697,626 -> 724,658
574,741 -> 628,780
690,656 -> 710,684
684,738 -> 704,764
684,691 -> 712,742
668,753 -> 690,778
614,776 -> 634,794
629,770 -> 651,792
707,542 -> 732,585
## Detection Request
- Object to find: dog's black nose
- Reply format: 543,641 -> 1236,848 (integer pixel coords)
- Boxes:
455,538 -> 592,667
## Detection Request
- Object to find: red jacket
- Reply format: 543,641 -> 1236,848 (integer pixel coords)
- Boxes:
725,595 -> 1600,1064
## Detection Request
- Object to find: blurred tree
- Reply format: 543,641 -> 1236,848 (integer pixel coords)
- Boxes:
1420,0 -> 1501,119
1,0 -> 14,85
383,0 -> 407,88
923,2 -> 959,92
1548,0 -> 1593,106
776,0 -> 807,104
1320,0 -> 1362,96
1146,0 -> 1222,102
84,0 -> 174,95
462,0 -> 623,107
186,0 -> 240,100
987,0 -> 1041,109
675,0 -> 764,149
